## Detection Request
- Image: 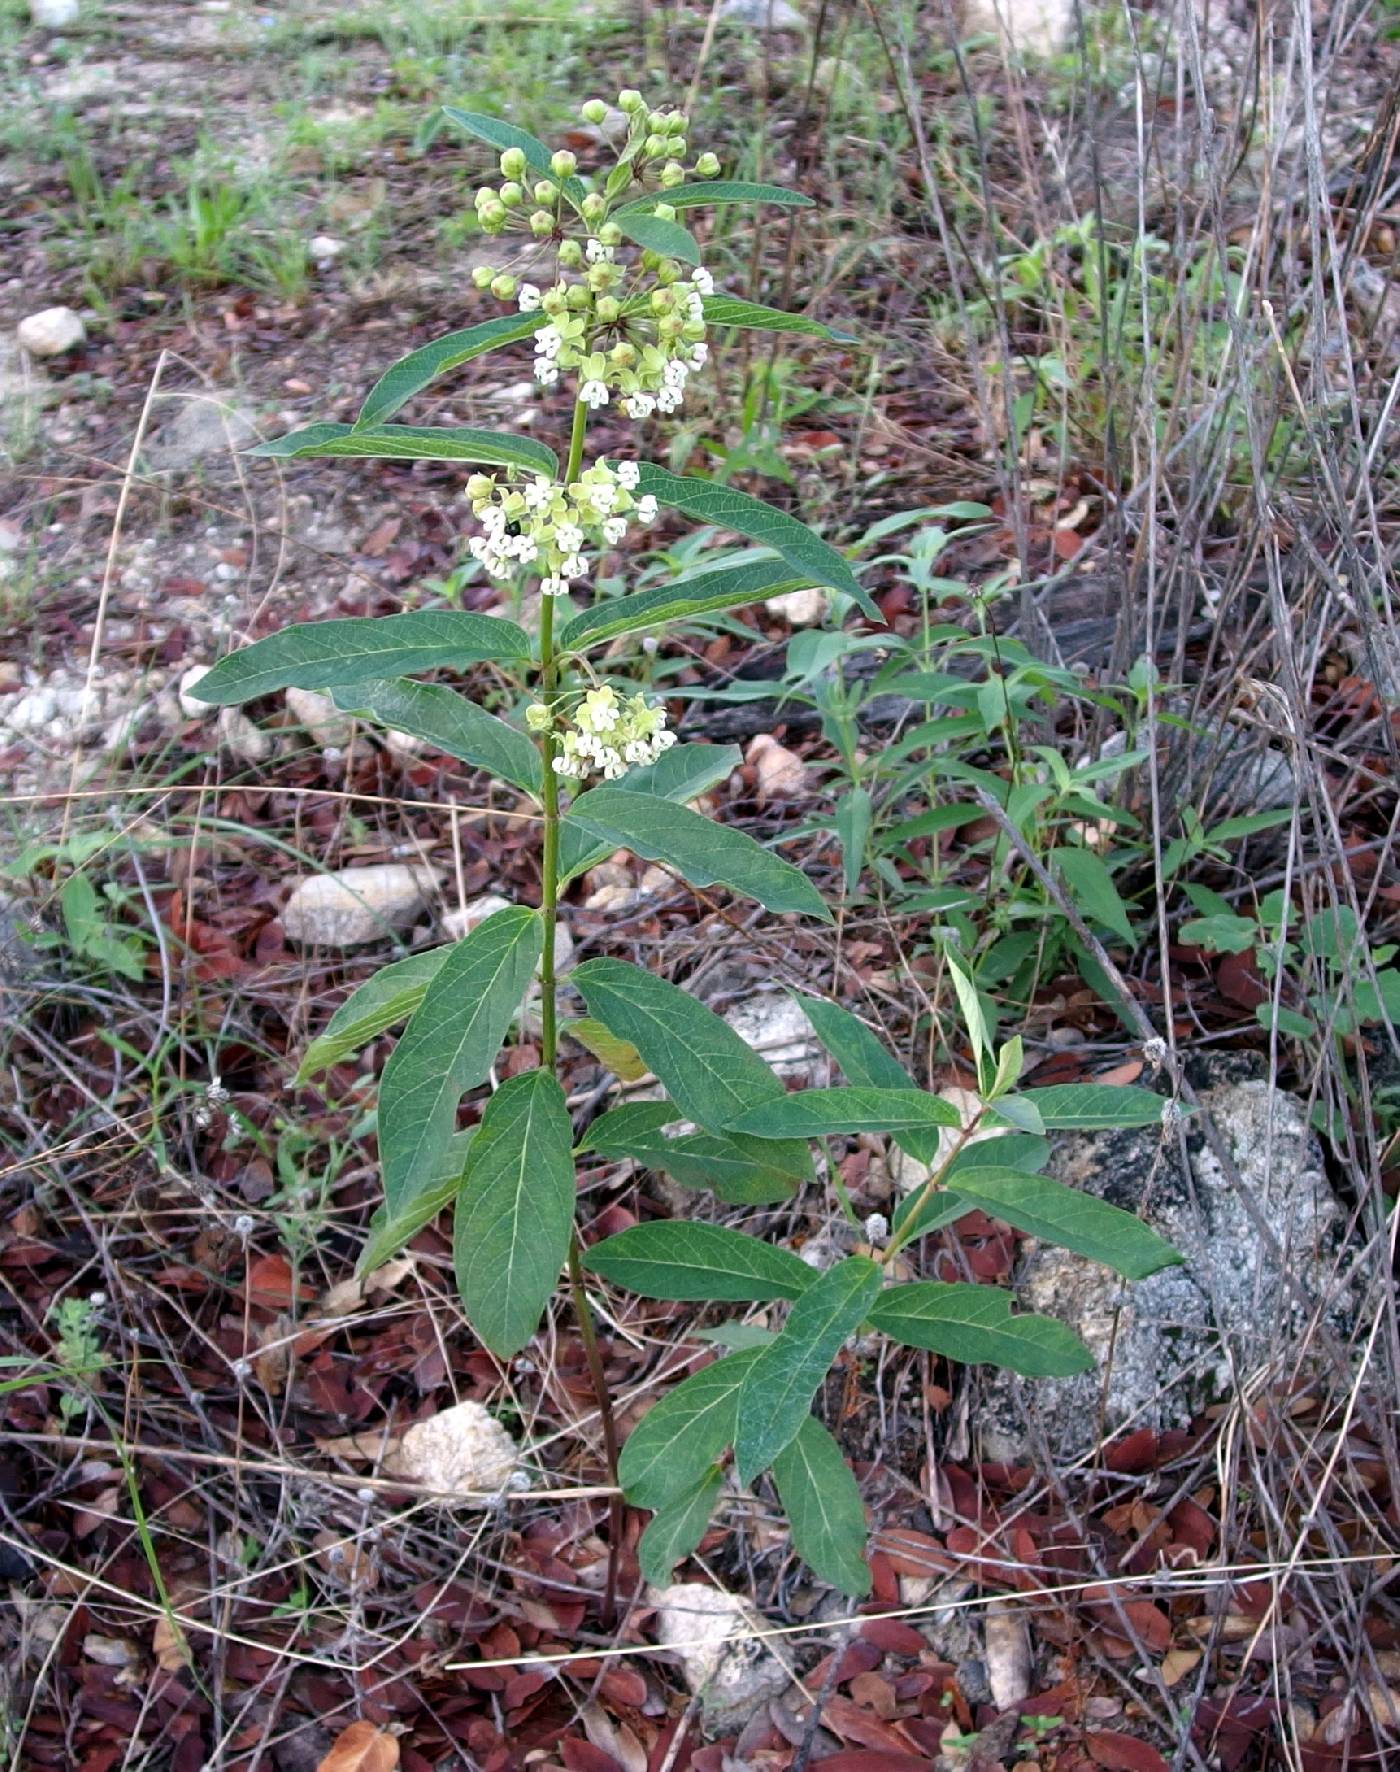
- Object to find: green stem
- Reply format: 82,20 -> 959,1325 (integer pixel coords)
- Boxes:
537,389 -> 623,1622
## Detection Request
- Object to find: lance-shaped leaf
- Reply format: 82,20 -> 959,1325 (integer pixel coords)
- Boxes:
357,1129 -> 475,1275
869,1282 -> 1094,1376
582,1222 -> 816,1304
726,1085 -> 964,1140
453,1069 -> 575,1356
298,945 -> 451,1082
379,907 -> 542,1212
572,958 -> 812,1179
330,678 -> 542,796
564,1019 -> 648,1082
891,1133 -> 1051,1243
578,1103 -> 797,1204
615,179 -> 813,213
189,611 -> 531,706
943,1168 -> 1182,1281
639,1466 -> 725,1586
556,742 -> 740,883
613,210 -> 701,265
440,107 -> 585,206
560,559 -> 806,653
619,1348 -> 761,1507
791,992 -> 943,1168
772,1417 -> 871,1597
624,463 -> 880,619
563,786 -> 830,921
1019,1084 -> 1171,1130
735,1256 -> 883,1483
702,293 -> 854,341
250,422 -> 557,476
357,314 -> 545,428
1051,844 -> 1136,946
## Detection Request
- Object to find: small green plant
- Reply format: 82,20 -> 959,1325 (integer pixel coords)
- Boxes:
190,95 -> 1181,1602
44,1293 -> 109,1427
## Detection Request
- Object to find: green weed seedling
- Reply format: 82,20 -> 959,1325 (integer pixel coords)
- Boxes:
192,95 -> 1181,1601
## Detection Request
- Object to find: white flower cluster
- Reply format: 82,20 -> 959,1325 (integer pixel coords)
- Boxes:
538,684 -> 677,781
465,459 -> 657,595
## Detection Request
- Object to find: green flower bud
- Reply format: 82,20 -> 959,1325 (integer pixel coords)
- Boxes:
647,111 -> 669,131
581,192 -> 607,222
610,339 -> 637,367
499,147 -> 527,180
659,312 -> 685,339
682,317 -> 706,342
581,98 -> 608,124
644,134 -> 668,159
660,162 -> 684,189
587,262 -> 614,292
617,88 -> 644,113
466,473 -> 494,499
640,249 -> 659,271
656,259 -> 680,284
480,201 -> 508,232
550,149 -> 577,177
534,180 -> 556,203
599,222 -> 622,247
525,702 -> 552,731
530,208 -> 553,236
474,185 -> 497,209
499,180 -> 523,207
541,285 -> 568,313
565,282 -> 591,310
558,239 -> 583,267
471,265 -> 495,289
595,295 -> 621,323
667,112 -> 688,136
650,287 -> 675,314
489,272 -> 517,300
653,201 -> 678,220
670,138 -> 687,158
695,152 -> 721,177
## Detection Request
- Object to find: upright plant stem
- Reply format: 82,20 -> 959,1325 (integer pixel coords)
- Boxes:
537,390 -> 624,1623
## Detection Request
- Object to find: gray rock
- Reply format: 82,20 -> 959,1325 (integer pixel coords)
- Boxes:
143,396 -> 257,472
282,864 -> 441,947
723,991 -> 820,1077
719,0 -> 803,25
30,0 -> 80,25
977,1073 -> 1349,1462
649,1583 -> 790,1735
17,307 -> 85,358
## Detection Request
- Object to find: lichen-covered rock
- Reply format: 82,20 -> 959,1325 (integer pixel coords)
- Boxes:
383,1401 -> 523,1501
282,864 -> 440,947
977,1073 -> 1349,1461
724,991 -> 819,1077
649,1583 -> 790,1734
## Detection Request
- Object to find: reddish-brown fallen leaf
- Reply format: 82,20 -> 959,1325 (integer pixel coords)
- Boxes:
316,1722 -> 400,1772
1084,1729 -> 1169,1771
859,1618 -> 928,1657
244,1253 -> 315,1308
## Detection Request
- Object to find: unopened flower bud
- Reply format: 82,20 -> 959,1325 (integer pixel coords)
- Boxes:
499,147 -> 527,180
582,192 -> 606,222
599,222 -> 622,247
534,180 -> 556,203
617,88 -> 644,113
660,162 -> 684,188
525,702 -> 552,731
653,202 -> 677,221
609,339 -> 636,366
499,180 -> 523,207
656,258 -> 680,283
471,265 -> 495,289
667,112 -> 688,136
530,208 -> 553,236
644,134 -> 667,159
558,239 -> 583,268
581,98 -> 608,124
695,151 -> 721,177
489,272 -> 517,300
659,312 -> 685,338
650,287 -> 676,314
647,111 -> 669,131
670,137 -> 687,157
595,295 -> 621,323
480,201 -> 508,231
565,282 -> 591,310
550,149 -> 577,177
466,474 -> 494,499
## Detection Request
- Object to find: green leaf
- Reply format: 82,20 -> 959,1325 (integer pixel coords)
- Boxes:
734,1256 -> 882,1483
869,1281 -> 1094,1376
579,1101 -> 797,1201
560,559 -> 806,652
250,422 -> 557,476
564,1019 -> 648,1081
616,180 -> 814,213
943,1167 -> 1181,1280
626,464 -> 880,619
638,1466 -> 725,1585
358,1129 -> 475,1274
1019,1084 -> 1170,1130
772,1416 -> 871,1597
620,1348 -> 761,1507
944,949 -> 991,1088
563,786 -> 830,921
297,945 -> 450,1081
356,315 -> 545,428
440,106 -> 585,205
834,787 -> 872,895
702,293 -> 852,340
691,1321 -> 777,1351
582,1222 -> 816,1304
1051,845 -> 1136,946
556,742 -> 741,883
379,907 -> 542,1212
330,678 -> 542,796
572,958 -> 812,1180
453,1069 -> 575,1356
725,1086 -> 963,1140
889,1133 -> 1052,1242
613,210 -> 702,265
985,1094 -> 1045,1136
1179,914 -> 1258,954
791,993 -> 943,1169
189,611 -> 531,706
1256,1001 -> 1316,1040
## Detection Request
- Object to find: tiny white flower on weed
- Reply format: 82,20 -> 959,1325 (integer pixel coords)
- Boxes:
616,460 -> 640,489
602,517 -> 627,544
692,266 -> 715,295
580,379 -> 609,408
517,283 -> 542,311
636,494 -> 658,522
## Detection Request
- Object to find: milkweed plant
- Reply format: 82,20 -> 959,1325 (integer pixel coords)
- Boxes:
193,97 -> 1181,1603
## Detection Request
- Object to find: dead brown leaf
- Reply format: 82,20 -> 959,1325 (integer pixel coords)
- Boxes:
316,1721 -> 400,1772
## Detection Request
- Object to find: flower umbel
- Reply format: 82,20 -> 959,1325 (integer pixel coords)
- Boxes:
465,460 -> 653,592
538,685 -> 678,782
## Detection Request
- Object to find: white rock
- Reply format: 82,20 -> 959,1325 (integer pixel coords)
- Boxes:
443,893 -> 573,972
963,0 -> 1073,56
308,234 -> 346,267
17,307 -> 85,358
6,688 -> 58,733
282,864 -> 441,947
30,0 -> 80,29
764,585 -> 826,626
383,1401 -> 523,1501
178,664 -> 215,719
724,992 -> 819,1077
143,396 -> 257,472
719,0 -> 803,25
746,733 -> 806,802
886,1085 -> 1013,1191
217,705 -> 271,765
650,1584 -> 789,1733
285,686 -> 352,748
